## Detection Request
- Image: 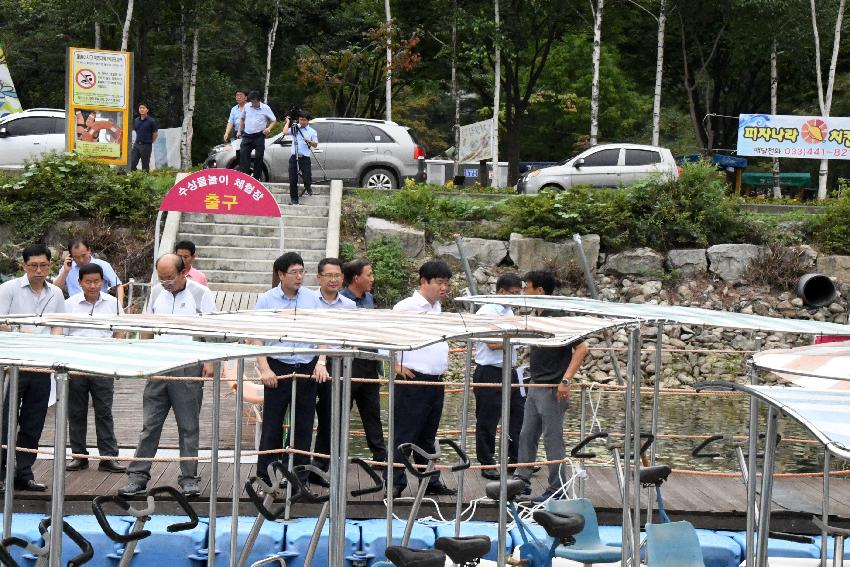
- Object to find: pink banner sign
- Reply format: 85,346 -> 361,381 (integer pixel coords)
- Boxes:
159,169 -> 281,217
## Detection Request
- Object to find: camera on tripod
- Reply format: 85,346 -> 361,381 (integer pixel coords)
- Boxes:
287,105 -> 304,123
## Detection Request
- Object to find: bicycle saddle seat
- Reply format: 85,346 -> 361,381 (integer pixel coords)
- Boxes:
639,465 -> 672,487
484,479 -> 527,501
385,546 -> 447,567
533,511 -> 585,540
435,535 -> 491,564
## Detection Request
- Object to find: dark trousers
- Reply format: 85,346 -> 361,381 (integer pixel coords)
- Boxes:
390,372 -> 444,490
1,371 -> 50,482
473,365 -> 525,466
240,133 -> 266,180
314,359 -> 387,470
289,155 -> 312,201
130,142 -> 153,171
257,358 -> 317,482
68,375 -> 119,457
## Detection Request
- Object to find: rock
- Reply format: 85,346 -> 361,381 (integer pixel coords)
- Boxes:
640,281 -> 663,297
817,255 -> 850,283
791,297 -> 804,307
507,233 -> 600,273
791,245 -> 818,270
707,244 -> 762,283
667,249 -> 708,277
829,302 -> 846,314
602,247 -> 665,276
365,217 -> 426,258
434,237 -> 508,267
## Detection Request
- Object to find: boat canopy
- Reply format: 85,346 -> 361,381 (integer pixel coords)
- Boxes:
751,342 -> 850,389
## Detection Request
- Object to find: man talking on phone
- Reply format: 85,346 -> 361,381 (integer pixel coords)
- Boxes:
54,239 -> 124,305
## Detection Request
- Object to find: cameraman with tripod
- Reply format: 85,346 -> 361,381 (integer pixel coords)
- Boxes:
287,110 -> 318,205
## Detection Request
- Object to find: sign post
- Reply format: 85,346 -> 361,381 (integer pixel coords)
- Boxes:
65,47 -> 132,165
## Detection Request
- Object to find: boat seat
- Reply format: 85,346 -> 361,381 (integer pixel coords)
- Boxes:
646,521 -> 705,567
435,535 -> 491,564
385,546 -> 446,567
640,465 -> 672,487
484,479 -> 527,501
533,511 -> 585,541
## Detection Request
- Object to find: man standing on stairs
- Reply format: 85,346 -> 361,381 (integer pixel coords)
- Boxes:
175,240 -> 209,287
239,91 -> 276,181
287,111 -> 318,205
340,259 -> 387,468
250,251 -> 324,485
311,257 -> 355,485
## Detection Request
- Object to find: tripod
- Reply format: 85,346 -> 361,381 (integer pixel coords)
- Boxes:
289,121 -> 327,199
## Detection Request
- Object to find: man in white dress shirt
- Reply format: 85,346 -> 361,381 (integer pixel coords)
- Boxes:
389,260 -> 456,498
64,263 -> 126,474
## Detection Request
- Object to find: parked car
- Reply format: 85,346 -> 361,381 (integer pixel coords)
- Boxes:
0,108 -> 66,169
204,117 -> 426,189
516,143 -> 679,194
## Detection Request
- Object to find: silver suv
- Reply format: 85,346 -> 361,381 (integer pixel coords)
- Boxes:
0,109 -> 66,169
517,143 -> 679,194
204,117 -> 426,189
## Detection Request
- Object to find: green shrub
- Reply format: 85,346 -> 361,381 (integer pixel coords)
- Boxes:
0,153 -> 168,241
366,237 -> 414,307
810,191 -> 850,254
339,241 -> 356,263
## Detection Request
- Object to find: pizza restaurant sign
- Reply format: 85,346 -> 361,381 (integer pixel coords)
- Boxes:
737,113 -> 850,160
159,169 -> 281,217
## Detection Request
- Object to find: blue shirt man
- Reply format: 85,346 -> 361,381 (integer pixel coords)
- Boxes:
133,114 -> 158,144
223,89 -> 248,142
241,100 -> 276,135
239,91 -> 276,180
54,240 -> 123,304
291,118 -> 318,157
288,112 -> 318,204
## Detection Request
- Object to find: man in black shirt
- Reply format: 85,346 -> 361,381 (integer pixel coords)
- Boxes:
513,270 -> 589,502
130,102 -> 158,172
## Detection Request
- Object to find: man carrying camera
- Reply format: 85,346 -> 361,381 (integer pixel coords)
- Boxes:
239,91 -> 276,180
287,110 -> 318,205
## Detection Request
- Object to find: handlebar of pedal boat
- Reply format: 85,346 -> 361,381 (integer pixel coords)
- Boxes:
350,458 -> 385,497
438,438 -> 471,472
147,486 -> 200,533
570,432 -> 610,459
92,494 -> 153,544
692,435 -> 725,459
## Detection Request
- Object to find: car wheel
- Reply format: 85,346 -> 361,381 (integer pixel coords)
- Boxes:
541,183 -> 563,192
362,168 -> 397,190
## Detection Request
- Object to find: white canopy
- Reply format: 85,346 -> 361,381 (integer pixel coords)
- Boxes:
751,342 -> 850,389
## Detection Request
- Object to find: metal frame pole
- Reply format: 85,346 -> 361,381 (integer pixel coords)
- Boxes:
629,329 -> 642,566
386,351 -> 396,547
335,357 -> 353,564
284,376 -> 298,521
454,340 -> 474,536
3,366 -> 18,539
328,357 -> 343,567
48,372 -> 70,567
822,450 -> 831,567
578,385 -> 587,499
647,324 -> 662,524
497,337 -> 511,567
208,363 -> 222,567
755,407 -> 779,567
746,337 -> 762,567
621,333 -> 634,567
152,210 -> 162,278
230,358 -> 245,567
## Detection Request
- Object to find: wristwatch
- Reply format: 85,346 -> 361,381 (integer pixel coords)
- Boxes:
560,378 -> 571,385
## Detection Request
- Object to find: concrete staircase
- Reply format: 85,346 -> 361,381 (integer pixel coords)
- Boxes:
175,183 -> 337,292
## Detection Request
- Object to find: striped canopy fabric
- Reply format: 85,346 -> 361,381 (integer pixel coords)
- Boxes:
751,342 -> 850,390
735,385 -> 850,460
0,309 -> 637,350
0,332 -> 347,378
457,295 -> 850,336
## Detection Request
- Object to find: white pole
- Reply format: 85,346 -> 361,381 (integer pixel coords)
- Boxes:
491,0 -> 501,188
385,0 -> 393,121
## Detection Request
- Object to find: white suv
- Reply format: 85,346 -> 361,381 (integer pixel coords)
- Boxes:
516,143 -> 679,194
0,109 -> 66,169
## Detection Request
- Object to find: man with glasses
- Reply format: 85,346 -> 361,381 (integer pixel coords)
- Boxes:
118,254 -> 216,498
250,251 -> 323,485
54,239 -> 124,306
311,258 -> 355,484
472,272 -> 524,480
64,263 -> 126,475
0,244 -> 66,493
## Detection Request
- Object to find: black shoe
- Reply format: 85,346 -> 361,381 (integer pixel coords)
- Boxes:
66,458 -> 89,471
305,189 -> 313,196
0,480 -> 4,494
424,483 -> 457,496
290,200 -> 300,205
118,480 -> 147,497
308,472 -> 330,488
480,468 -> 500,481
15,479 -> 47,492
98,460 -> 127,473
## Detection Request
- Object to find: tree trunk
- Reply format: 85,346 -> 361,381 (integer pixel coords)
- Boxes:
651,0 -> 666,146
771,39 -> 781,199
180,26 -> 199,169
589,0 -> 604,146
264,0 -> 280,102
505,111 -> 523,187
491,0 -> 501,187
812,0 -> 846,199
94,21 -> 101,49
385,0 -> 393,121
120,0 -> 134,51
452,0 -> 460,177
